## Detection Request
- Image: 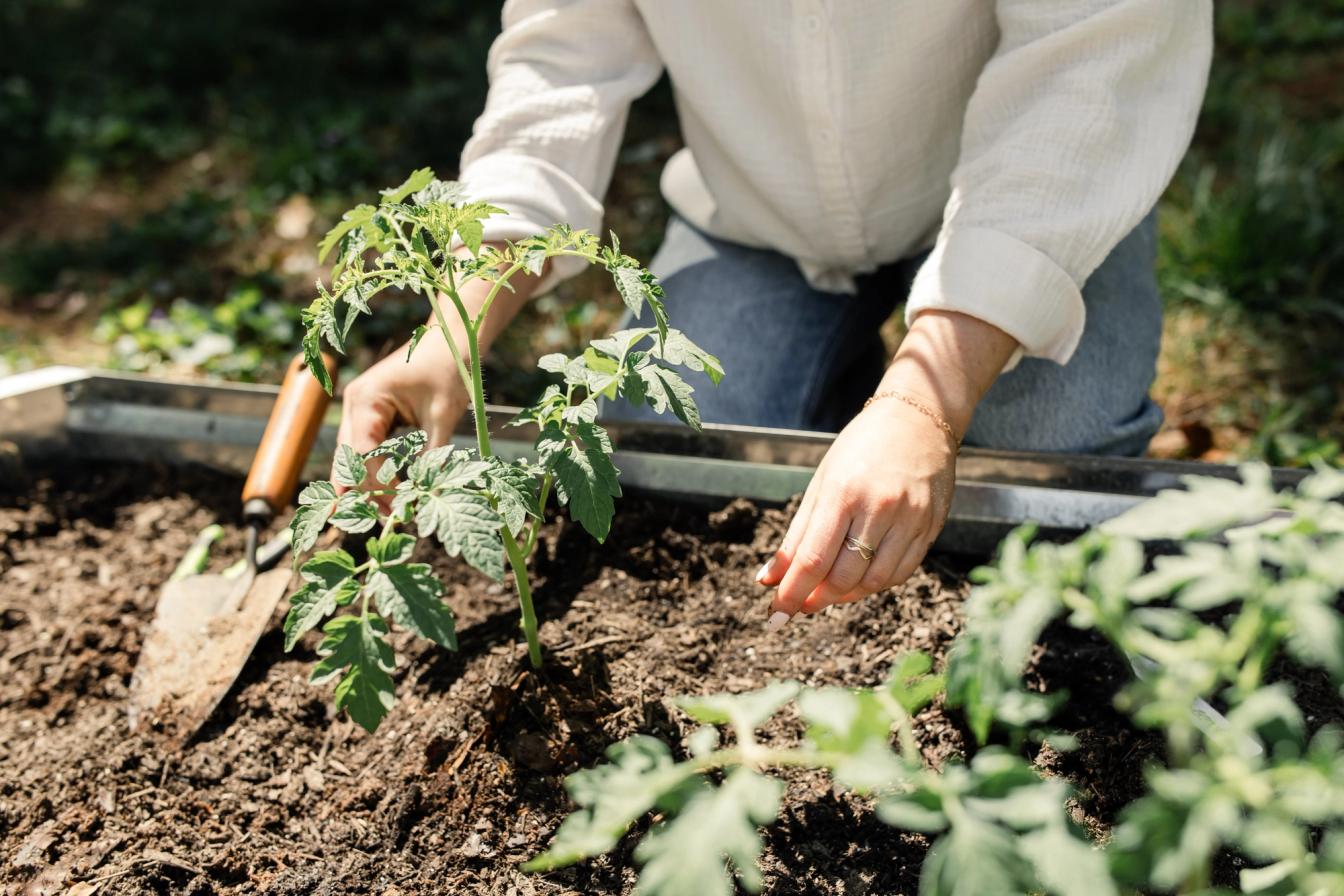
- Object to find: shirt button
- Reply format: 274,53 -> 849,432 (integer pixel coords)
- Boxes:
802,15 -> 821,34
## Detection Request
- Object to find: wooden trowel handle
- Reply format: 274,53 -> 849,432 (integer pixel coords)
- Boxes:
242,353 -> 338,521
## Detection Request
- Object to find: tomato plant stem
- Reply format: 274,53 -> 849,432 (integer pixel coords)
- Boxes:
503,529 -> 543,668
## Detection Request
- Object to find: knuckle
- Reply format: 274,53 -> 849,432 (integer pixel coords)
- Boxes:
796,550 -> 829,577
860,572 -> 888,593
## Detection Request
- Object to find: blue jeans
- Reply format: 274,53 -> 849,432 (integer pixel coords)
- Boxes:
604,215 -> 1164,456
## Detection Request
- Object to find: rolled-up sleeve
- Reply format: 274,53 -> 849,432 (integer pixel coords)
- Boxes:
457,0 -> 662,292
906,0 -> 1212,366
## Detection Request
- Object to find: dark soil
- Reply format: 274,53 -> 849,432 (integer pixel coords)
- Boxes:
1,461 -> 1145,896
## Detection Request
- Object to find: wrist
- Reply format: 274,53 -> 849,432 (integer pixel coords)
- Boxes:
877,310 -> 1018,436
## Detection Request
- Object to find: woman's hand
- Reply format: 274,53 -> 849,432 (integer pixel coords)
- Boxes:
757,309 -> 1020,628
332,243 -> 543,487
757,397 -> 956,621
334,331 -> 471,466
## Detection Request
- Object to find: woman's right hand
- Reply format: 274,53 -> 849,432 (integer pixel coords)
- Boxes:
332,328 -> 470,485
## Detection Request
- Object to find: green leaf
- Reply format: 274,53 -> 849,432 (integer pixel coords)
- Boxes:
1101,466 -> 1280,540
919,815 -> 1037,896
484,459 -> 541,533
634,769 -> 784,896
379,167 -> 435,205
301,323 -> 333,394
877,790 -> 949,833
650,328 -> 724,385
525,736 -> 687,871
330,490 -> 380,533
332,444 -> 367,488
311,613 -> 396,733
317,204 -> 375,263
284,549 -> 359,651
406,324 -> 431,362
638,365 -> 701,429
366,430 -> 429,485
677,680 -> 799,732
612,265 -> 647,318
415,487 -> 505,581
1018,822 -> 1117,896
456,217 -> 484,255
548,442 -> 621,542
290,481 -> 338,554
538,353 -> 568,373
367,537 -> 457,649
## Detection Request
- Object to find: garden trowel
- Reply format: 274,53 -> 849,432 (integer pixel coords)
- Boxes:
128,353 -> 336,746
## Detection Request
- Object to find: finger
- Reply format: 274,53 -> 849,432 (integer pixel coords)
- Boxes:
889,527 -> 935,587
803,516 -> 890,612
756,480 -> 819,587
802,522 -> 909,611
771,502 -> 849,617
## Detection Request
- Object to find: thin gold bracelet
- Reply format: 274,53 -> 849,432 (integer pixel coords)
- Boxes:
863,390 -> 961,453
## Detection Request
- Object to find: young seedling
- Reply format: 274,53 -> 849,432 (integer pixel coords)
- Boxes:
281,168 -> 723,732
533,464 -> 1344,896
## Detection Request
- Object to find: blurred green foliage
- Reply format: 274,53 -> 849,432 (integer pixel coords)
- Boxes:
0,0 -> 496,191
0,0 -> 1338,462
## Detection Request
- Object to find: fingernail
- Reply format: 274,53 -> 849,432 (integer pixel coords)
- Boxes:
754,561 -> 772,584
766,611 -> 791,633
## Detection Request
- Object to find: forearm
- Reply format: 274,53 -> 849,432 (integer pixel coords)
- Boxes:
877,310 -> 1019,438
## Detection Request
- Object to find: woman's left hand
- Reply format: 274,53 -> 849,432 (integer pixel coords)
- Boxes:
756,395 -> 956,623
756,309 -> 1020,628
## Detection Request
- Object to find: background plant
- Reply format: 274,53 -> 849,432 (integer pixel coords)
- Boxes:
280,169 -> 722,732
529,464 -> 1344,895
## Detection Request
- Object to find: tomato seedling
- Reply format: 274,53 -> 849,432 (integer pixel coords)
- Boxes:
532,464 -> 1344,896
282,169 -> 723,732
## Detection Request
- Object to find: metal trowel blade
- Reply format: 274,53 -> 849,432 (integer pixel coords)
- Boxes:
128,566 -> 294,746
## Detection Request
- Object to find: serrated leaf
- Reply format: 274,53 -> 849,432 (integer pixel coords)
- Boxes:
638,365 -> 701,429
284,549 -> 359,651
1101,468 -> 1280,540
415,487 -> 505,581
548,442 -> 621,542
330,490 -> 379,533
301,323 -> 333,394
367,430 -> 429,485
575,421 -> 613,454
525,736 -> 688,871
484,460 -> 540,533
406,324 -> 432,362
677,680 -> 799,732
290,481 -> 339,554
650,328 -> 724,385
538,353 -> 568,373
634,769 -> 783,896
379,167 -> 435,205
456,217 -> 484,255
332,444 -> 367,487
367,542 -> 456,649
562,398 -> 599,425
411,179 -> 466,207
317,204 -> 375,263
612,265 -> 647,318
311,613 -> 396,733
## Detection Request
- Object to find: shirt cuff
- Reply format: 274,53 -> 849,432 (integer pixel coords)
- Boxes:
905,227 -> 1085,370
454,152 -> 604,295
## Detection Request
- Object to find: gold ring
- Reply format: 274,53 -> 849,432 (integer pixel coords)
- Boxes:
844,535 -> 876,561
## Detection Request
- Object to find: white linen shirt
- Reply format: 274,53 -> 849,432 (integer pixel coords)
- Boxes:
457,0 -> 1212,366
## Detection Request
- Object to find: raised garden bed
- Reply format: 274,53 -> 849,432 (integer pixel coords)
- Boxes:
0,460 -> 1163,896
